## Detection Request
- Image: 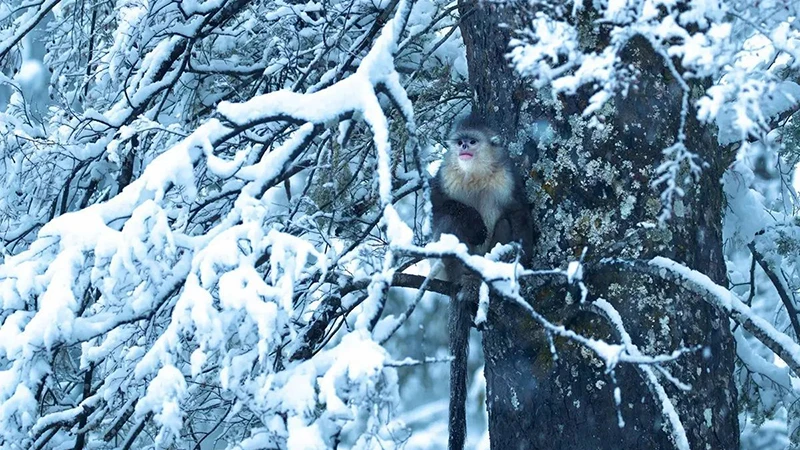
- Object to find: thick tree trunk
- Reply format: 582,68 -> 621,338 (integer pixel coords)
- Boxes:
457,1 -> 525,141
459,3 -> 739,450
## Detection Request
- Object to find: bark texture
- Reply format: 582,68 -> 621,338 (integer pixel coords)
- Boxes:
458,3 -> 739,449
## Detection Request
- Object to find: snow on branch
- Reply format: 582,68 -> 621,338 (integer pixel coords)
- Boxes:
509,0 -> 800,217
387,239 -> 705,448
382,243 -> 800,448
0,0 -> 425,446
510,1 -> 800,143
748,237 -> 800,341
591,298 -> 690,450
393,239 -> 697,369
0,0 -> 62,61
605,257 -> 800,377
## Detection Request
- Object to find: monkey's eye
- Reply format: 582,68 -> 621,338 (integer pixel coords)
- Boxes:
469,139 -> 477,145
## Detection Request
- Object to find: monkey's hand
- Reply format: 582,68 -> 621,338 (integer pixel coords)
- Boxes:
492,206 -> 535,265
435,200 -> 487,247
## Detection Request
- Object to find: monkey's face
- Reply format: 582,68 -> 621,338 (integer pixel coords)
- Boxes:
448,131 -> 496,173
453,134 -> 481,161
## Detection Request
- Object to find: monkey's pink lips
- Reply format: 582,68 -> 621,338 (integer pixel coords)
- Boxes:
458,152 -> 474,160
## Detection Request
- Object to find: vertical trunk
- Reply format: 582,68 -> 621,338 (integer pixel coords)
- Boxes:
457,1 -> 524,142
458,4 -> 738,449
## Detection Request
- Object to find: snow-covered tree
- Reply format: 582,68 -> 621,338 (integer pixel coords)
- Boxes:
0,0 -> 798,448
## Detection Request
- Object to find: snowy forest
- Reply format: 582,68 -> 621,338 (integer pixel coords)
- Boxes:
1,0 -> 800,448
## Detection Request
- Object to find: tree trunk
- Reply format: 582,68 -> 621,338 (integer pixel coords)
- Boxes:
458,3 -> 739,449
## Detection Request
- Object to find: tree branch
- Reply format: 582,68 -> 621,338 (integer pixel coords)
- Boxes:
613,257 -> 800,377
748,240 -> 800,340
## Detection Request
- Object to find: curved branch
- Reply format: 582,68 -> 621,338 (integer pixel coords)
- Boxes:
748,241 -> 800,340
609,257 -> 800,377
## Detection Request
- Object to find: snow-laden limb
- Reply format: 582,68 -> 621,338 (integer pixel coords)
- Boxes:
511,1 -> 800,143
0,118 -> 227,350
712,81 -> 800,146
0,121 -> 228,446
733,327 -> 794,392
393,239 -> 695,368
373,257 -> 440,345
388,239 -> 707,448
646,252 -> 800,442
510,0 -> 800,217
0,0 -> 427,446
0,0 -> 253,255
748,237 -> 800,341
610,257 -> 800,377
0,0 -> 62,61
385,355 -> 453,367
216,0 -> 416,213
592,298 -> 690,450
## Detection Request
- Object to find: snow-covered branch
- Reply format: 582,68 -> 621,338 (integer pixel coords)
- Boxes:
509,0 -> 800,215
604,257 -> 800,377
394,240 -> 698,369
0,0 -> 453,445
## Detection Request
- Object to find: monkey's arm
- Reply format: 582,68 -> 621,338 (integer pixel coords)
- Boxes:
430,177 -> 488,247
492,203 -> 534,261
491,181 -> 535,265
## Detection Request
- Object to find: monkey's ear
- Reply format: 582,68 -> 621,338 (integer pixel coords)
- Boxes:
489,135 -> 502,146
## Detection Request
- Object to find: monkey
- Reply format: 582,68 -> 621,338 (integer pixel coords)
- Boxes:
430,115 -> 534,450
430,116 -> 534,267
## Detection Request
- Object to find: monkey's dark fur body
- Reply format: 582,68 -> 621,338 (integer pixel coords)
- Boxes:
430,118 -> 533,450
